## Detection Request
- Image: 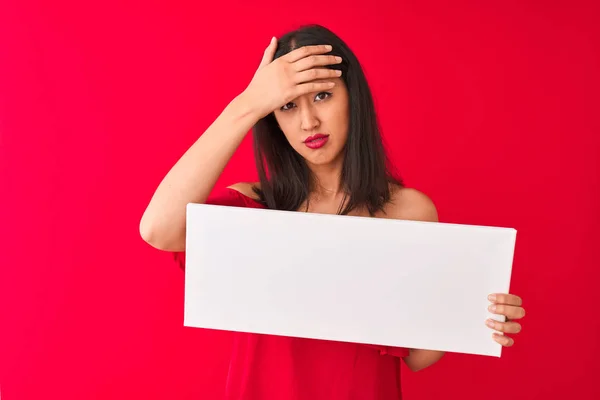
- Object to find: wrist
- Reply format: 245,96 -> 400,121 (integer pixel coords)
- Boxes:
231,91 -> 264,122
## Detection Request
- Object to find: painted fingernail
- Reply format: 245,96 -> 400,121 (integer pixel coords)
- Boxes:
488,304 -> 497,312
486,319 -> 495,328
488,294 -> 496,302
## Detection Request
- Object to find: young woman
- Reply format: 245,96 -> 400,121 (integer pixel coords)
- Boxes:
140,24 -> 526,399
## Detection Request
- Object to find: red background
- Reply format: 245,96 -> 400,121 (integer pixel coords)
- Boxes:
1,1 -> 599,399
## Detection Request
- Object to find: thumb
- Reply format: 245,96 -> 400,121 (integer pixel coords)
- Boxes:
258,36 -> 277,69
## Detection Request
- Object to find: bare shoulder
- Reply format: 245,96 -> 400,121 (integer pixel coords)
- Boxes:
227,182 -> 261,200
385,185 -> 439,223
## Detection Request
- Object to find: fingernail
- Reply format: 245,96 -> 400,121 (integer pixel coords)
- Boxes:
486,319 -> 495,328
326,45 -> 332,50
488,294 -> 496,302
488,304 -> 497,312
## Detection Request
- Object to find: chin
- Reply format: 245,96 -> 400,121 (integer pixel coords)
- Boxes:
302,150 -> 342,166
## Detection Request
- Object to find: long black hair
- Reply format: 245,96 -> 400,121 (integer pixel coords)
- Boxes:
252,24 -> 403,216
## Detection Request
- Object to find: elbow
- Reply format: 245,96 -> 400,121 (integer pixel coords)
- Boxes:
406,363 -> 423,373
139,214 -> 184,252
139,214 -> 158,247
139,214 -> 165,250
403,350 -> 445,372
408,363 -> 430,373
405,360 -> 428,373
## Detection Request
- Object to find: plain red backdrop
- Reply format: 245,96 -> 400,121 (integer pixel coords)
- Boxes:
1,1 -> 599,399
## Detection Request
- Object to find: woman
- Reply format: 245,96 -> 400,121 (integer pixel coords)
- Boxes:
140,24 -> 525,399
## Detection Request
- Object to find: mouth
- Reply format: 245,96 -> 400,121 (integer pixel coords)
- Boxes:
303,133 -> 330,149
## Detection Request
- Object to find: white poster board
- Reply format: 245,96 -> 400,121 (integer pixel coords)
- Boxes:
184,203 -> 516,357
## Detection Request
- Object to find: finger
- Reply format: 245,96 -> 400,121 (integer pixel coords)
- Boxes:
293,54 -> 342,72
284,44 -> 333,63
493,333 -> 514,347
289,80 -> 336,99
293,68 -> 342,84
489,293 -> 523,307
259,37 -> 278,69
488,304 -> 526,319
485,319 -> 522,334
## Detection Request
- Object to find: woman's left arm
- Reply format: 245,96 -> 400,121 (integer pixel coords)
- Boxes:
388,188 -> 445,372
389,188 -> 525,372
402,294 -> 526,372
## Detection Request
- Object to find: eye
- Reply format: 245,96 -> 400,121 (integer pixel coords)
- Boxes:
315,92 -> 332,101
280,92 -> 333,111
281,102 -> 294,111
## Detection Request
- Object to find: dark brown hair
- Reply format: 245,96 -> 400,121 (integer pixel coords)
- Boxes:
252,24 -> 403,216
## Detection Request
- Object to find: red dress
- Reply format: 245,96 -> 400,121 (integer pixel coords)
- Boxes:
174,187 -> 409,400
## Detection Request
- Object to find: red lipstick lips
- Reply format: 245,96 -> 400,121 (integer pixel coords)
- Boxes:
303,133 -> 329,149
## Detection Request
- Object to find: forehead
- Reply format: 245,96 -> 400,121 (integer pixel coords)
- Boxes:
292,76 -> 346,100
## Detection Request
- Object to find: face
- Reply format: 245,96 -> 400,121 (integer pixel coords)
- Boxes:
273,76 -> 349,167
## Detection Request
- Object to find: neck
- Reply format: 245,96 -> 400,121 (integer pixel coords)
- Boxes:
307,156 -> 345,200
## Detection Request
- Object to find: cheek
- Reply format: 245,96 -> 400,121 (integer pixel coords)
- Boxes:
332,105 -> 350,138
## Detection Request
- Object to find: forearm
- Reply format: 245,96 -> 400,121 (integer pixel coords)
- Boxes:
140,92 -> 260,251
403,349 -> 445,372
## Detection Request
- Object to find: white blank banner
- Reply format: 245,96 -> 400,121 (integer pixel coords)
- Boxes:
184,203 -> 516,357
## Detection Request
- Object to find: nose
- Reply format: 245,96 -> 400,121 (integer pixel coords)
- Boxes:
300,106 -> 320,131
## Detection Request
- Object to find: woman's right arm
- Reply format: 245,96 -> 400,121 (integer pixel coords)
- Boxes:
139,39 -> 342,252
139,93 -> 260,252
